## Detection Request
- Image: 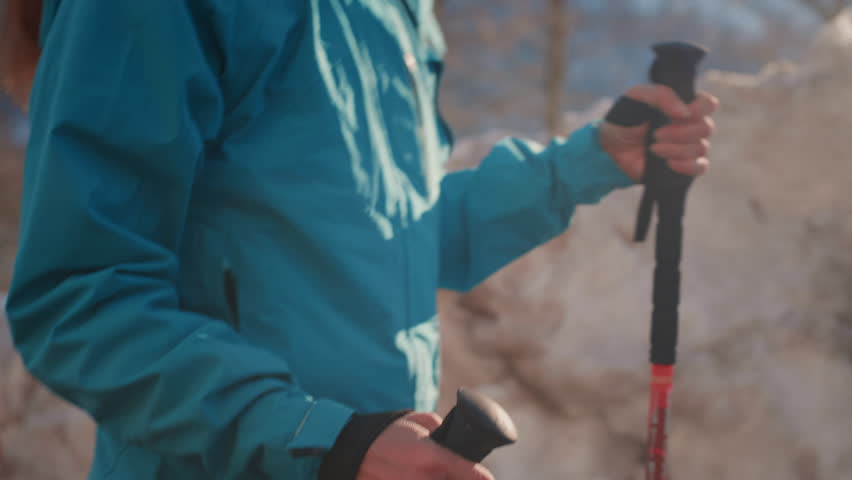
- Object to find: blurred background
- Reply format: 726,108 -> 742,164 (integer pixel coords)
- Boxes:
439,0 -> 838,136
2,1 -> 851,479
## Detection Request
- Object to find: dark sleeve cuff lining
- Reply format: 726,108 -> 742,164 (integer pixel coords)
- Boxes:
317,409 -> 412,480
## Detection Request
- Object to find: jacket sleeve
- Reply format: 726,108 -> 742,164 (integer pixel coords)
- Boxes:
5,1 -> 353,477
437,123 -> 636,291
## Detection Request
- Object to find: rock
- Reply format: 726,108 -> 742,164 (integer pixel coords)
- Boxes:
438,12 -> 852,480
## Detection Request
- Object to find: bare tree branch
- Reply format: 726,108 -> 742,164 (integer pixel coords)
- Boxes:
545,0 -> 569,135
434,0 -> 444,20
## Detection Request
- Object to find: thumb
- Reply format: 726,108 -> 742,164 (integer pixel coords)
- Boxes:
405,412 -> 443,432
625,84 -> 691,121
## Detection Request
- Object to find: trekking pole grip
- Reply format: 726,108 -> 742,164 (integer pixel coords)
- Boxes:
646,42 -> 707,189
429,389 -> 518,463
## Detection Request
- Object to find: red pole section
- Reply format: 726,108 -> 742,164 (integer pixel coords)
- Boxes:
646,364 -> 674,480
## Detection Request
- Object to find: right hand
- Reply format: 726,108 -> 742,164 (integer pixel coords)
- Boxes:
599,84 -> 718,182
357,412 -> 496,480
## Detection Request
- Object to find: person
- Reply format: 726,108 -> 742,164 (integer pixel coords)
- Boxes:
0,0 -> 718,479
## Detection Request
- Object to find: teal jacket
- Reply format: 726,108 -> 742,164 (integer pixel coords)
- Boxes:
6,0 -> 633,478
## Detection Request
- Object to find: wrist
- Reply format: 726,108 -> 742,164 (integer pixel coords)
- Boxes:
554,122 -> 636,207
317,409 -> 412,480
597,121 -> 643,182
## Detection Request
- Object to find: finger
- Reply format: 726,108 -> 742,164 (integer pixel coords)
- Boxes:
624,84 -> 690,121
422,444 -> 495,480
651,139 -> 710,161
464,463 -> 496,480
358,461 -> 411,480
406,412 -> 443,432
655,116 -> 715,143
688,91 -> 720,117
667,157 -> 710,176
444,458 -> 495,480
438,450 -> 495,480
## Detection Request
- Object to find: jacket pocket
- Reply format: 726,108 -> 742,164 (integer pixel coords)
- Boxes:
178,220 -> 241,331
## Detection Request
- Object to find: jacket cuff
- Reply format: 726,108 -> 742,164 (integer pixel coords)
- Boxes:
287,398 -> 357,452
245,395 -> 356,477
317,409 -> 412,480
554,121 -> 636,206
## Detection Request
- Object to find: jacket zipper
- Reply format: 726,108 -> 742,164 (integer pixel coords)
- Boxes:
398,0 -> 423,330
398,1 -> 430,179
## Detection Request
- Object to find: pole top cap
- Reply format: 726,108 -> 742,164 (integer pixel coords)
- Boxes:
652,42 -> 708,66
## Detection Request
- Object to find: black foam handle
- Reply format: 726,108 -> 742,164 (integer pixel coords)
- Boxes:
650,42 -> 705,104
643,42 -> 707,191
430,389 -> 518,463
644,42 -> 707,366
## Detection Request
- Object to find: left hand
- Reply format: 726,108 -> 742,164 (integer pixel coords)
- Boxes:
599,85 -> 720,182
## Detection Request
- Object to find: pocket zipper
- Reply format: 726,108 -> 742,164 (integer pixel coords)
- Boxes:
223,269 -> 241,331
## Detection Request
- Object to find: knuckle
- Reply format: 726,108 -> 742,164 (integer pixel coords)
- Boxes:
675,144 -> 693,158
676,161 -> 695,175
704,116 -> 716,135
708,93 -> 721,110
677,126 -> 695,141
409,412 -> 442,430
667,160 -> 682,173
624,85 -> 644,102
426,413 -> 442,426
698,91 -> 719,108
664,96 -> 682,113
659,84 -> 677,100
626,85 -> 644,97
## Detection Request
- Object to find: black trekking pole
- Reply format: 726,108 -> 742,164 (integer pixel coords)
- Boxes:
635,42 -> 706,480
606,41 -> 707,480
